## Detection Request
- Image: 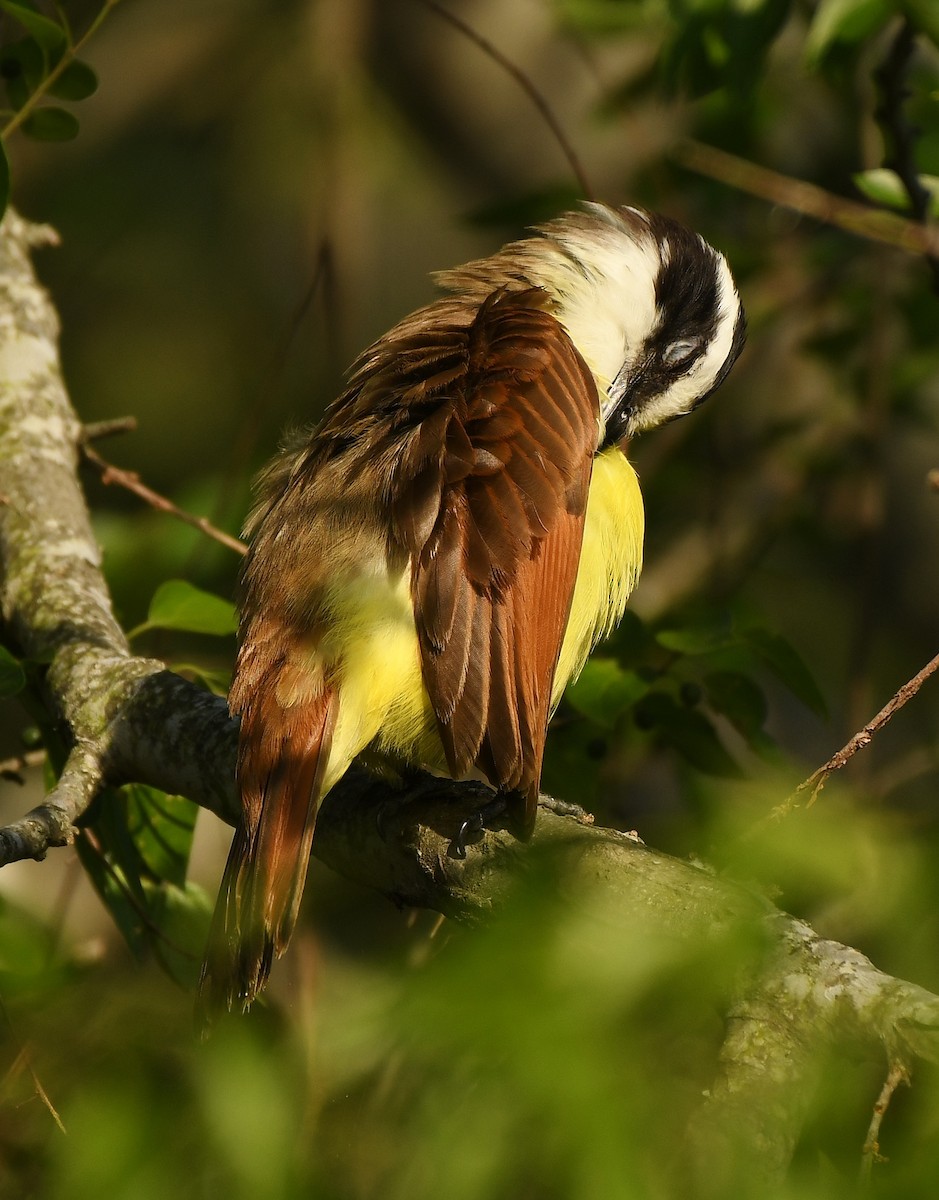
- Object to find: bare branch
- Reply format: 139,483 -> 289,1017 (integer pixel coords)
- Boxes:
675,140 -> 939,259
80,439 -> 246,556
0,206 -> 240,849
861,1062 -> 910,1185
81,416 -> 138,441
762,651 -> 939,822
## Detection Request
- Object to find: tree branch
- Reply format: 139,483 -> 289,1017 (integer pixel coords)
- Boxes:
0,206 -> 238,854
675,139 -> 939,259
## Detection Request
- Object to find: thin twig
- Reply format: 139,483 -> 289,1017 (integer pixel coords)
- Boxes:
860,1061 -> 910,1185
675,140 -> 939,259
0,998 -> 66,1134
874,19 -> 939,291
81,416 -> 138,442
768,651 -> 939,823
416,0 -> 594,201
80,440 -> 246,557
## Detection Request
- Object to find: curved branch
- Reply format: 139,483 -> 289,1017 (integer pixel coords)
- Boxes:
0,206 -> 237,856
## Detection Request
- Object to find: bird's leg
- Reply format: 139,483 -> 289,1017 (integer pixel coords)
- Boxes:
374,762 -> 435,841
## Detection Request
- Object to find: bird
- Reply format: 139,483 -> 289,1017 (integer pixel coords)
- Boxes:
199,202 -> 746,1017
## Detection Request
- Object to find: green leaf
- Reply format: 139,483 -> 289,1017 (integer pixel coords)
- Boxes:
704,670 -> 768,740
904,0 -> 939,45
126,786 -> 198,888
143,879 -> 212,988
853,168 -> 939,218
76,801 -> 149,959
21,105 -> 79,141
78,785 -> 203,979
805,0 -> 892,64
743,628 -> 828,718
47,58 -> 98,101
655,621 -> 734,656
635,692 -> 743,778
565,658 -> 648,729
0,644 -> 24,697
133,579 -> 237,638
0,0 -> 66,54
0,36 -> 44,109
171,662 -> 232,695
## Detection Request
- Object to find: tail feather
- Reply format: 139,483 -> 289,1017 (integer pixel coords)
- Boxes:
198,687 -> 337,1023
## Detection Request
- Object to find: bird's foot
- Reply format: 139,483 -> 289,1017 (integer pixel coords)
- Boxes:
451,794 -> 510,860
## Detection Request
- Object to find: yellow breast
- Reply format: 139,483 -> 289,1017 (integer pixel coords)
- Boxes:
552,445 -> 644,707
318,445 -> 643,783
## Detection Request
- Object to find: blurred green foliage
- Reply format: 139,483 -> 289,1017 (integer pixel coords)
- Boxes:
2,0 -> 939,1194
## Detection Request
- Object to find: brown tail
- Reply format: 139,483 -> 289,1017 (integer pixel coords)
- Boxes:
198,684 -> 337,1024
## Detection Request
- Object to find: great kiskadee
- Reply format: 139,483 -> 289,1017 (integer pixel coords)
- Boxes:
199,203 -> 746,1015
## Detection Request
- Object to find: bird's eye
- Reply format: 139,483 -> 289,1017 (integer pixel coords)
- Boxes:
662,339 -> 699,368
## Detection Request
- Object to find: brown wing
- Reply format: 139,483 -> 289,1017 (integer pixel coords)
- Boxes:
392,289 -> 599,837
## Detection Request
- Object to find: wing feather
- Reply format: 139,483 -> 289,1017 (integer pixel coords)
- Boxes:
391,289 -> 599,823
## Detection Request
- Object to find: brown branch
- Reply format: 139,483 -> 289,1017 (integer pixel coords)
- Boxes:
80,439 -> 246,557
416,0 -> 594,201
860,1061 -> 910,1185
764,651 -> 939,824
675,140 -> 939,259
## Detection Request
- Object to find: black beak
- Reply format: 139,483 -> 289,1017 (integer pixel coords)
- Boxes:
604,356 -> 651,445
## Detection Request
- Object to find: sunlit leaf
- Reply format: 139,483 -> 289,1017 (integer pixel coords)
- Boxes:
134,579 -> 237,638
21,105 -> 79,141
126,786 -> 198,888
78,785 -> 203,978
805,0 -> 892,63
566,657 -> 648,729
76,802 -> 149,959
655,620 -> 734,655
853,168 -> 939,218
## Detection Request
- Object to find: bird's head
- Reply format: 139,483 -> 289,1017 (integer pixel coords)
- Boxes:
434,202 -> 745,447
536,205 -> 746,445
